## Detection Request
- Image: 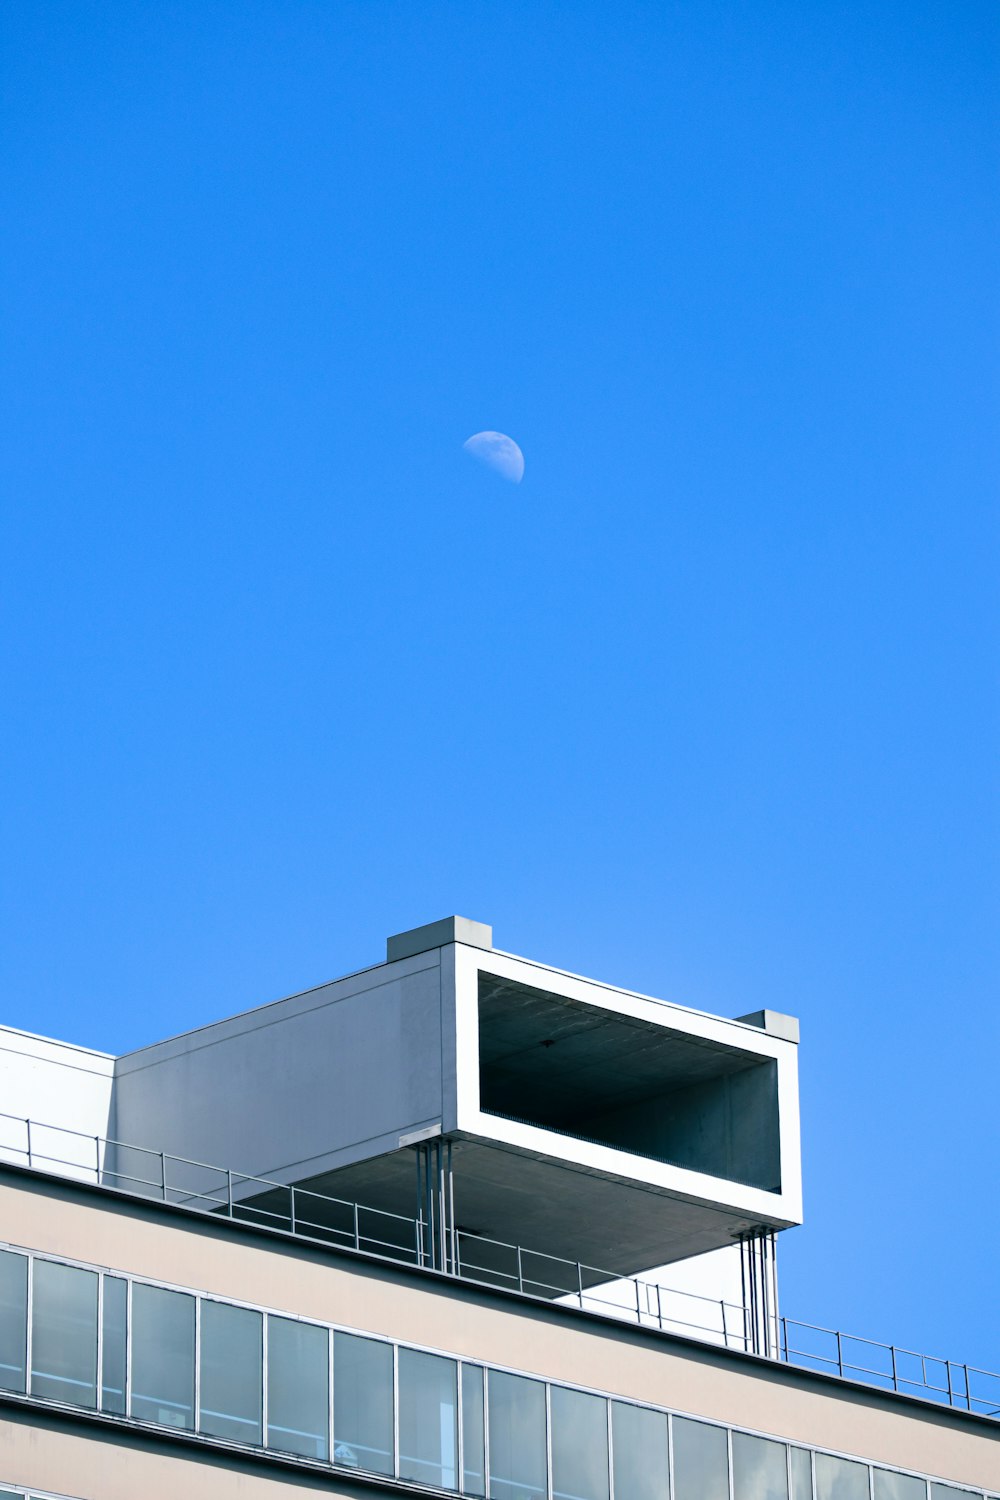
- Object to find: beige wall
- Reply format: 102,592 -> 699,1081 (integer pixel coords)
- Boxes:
0,1410 -> 376,1500
1,1173 -> 997,1493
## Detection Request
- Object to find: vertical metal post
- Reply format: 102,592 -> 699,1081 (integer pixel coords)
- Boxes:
25,1118 -> 32,1169
655,1281 -> 663,1332
289,1185 -> 297,1236
95,1135 -> 101,1185
890,1345 -> 898,1393
945,1360 -> 954,1408
516,1244 -> 524,1294
160,1152 -> 167,1202
415,1146 -> 424,1267
635,1277 -> 643,1326
353,1200 -> 360,1253
226,1168 -> 234,1218
721,1300 -> 728,1348
782,1316 -> 789,1364
963,1364 -> 972,1411
448,1141 -> 458,1277
577,1262 -> 585,1311
440,1140 -> 449,1272
836,1330 -> 844,1379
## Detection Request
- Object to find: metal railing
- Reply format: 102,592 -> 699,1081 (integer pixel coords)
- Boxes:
0,1110 -> 996,1420
779,1316 -> 1000,1419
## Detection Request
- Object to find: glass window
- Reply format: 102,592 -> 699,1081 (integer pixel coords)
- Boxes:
487,1370 -> 547,1500
130,1283 -> 195,1429
815,1454 -> 869,1500
399,1347 -> 458,1489
672,1417 -> 729,1500
611,1401 -> 668,1500
733,1432 -> 789,1500
462,1364 -> 486,1497
931,1490 -> 980,1499
101,1276 -> 127,1414
874,1472 -> 925,1500
333,1332 -> 393,1475
790,1449 -> 814,1500
30,1259 -> 98,1408
199,1299 -> 262,1444
0,1251 -> 27,1394
551,1384 -> 609,1500
267,1315 -> 329,1460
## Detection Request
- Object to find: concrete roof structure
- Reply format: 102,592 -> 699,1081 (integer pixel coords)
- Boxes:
0,916 -> 802,1283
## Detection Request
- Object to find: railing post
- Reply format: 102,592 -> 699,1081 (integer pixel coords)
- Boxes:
655,1282 -> 663,1332
289,1186 -> 297,1235
353,1201 -> 360,1253
946,1360 -> 954,1407
635,1278 -> 643,1326
964,1364 -> 972,1411
890,1345 -> 898,1393
94,1135 -> 101,1185
160,1152 -> 167,1201
721,1299 -> 728,1348
781,1316 -> 789,1364
836,1330 -> 844,1379
516,1245 -> 524,1295
226,1169 -> 234,1218
577,1263 -> 584,1310
25,1118 -> 32,1169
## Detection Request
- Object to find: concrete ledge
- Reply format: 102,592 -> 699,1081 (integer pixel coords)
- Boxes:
387,916 -> 493,962
737,1010 -> 800,1044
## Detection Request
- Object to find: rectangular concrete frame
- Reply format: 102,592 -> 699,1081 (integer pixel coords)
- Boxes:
448,943 -> 803,1250
2,924 -> 802,1275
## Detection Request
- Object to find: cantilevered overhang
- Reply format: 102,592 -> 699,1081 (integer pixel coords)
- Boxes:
440,944 -> 802,1271
275,936 -> 802,1281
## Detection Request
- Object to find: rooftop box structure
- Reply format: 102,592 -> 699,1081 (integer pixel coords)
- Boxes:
4,916 -> 800,1284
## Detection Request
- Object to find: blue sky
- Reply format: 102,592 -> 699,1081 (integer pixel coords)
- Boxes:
1,3 -> 997,1371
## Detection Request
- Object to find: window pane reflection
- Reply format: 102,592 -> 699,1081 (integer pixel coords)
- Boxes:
733,1432 -> 788,1500
399,1347 -> 457,1489
30,1260 -> 98,1408
790,1449 -> 813,1500
0,1251 -> 27,1394
101,1276 -> 127,1414
815,1454 -> 869,1500
673,1417 -> 729,1500
611,1402 -> 668,1500
130,1284 -> 195,1429
267,1316 -> 329,1460
333,1332 -> 393,1474
461,1364 -> 486,1497
874,1471 -> 926,1500
200,1300 -> 262,1444
551,1384 -> 609,1500
487,1370 -> 547,1500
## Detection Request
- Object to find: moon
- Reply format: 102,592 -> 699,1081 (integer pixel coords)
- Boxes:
463,430 -> 525,484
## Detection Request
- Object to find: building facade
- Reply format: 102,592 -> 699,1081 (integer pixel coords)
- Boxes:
0,917 -> 996,1499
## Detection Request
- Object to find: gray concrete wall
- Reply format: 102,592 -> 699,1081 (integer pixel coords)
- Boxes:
111,949 -> 445,1184
583,1062 -> 781,1190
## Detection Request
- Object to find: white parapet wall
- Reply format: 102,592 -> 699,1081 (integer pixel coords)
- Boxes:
0,1026 -> 115,1182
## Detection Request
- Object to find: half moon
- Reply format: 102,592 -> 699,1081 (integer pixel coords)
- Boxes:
463,431 -> 525,484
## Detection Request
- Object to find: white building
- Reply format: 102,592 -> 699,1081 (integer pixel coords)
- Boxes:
0,917 -> 995,1500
